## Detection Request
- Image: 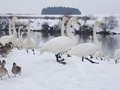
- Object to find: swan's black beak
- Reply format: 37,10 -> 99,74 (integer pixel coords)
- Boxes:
31,20 -> 33,23
22,26 -> 25,28
77,22 -> 81,25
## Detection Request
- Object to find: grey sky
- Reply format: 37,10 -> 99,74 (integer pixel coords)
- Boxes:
0,0 -> 120,14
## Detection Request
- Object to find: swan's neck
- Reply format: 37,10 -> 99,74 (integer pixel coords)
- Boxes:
12,19 -> 17,38
9,20 -> 12,35
27,23 -> 31,40
18,28 -> 21,38
99,42 -> 102,52
66,20 -> 77,45
20,33 -> 24,41
93,24 -> 99,46
61,19 -> 66,36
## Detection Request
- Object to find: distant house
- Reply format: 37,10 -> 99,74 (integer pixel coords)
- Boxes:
41,6 -> 81,15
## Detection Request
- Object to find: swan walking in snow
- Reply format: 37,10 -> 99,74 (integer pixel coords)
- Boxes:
22,19 -> 35,54
38,17 -> 80,64
67,21 -> 102,64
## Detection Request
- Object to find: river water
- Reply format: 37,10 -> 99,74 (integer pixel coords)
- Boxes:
25,32 -> 120,58
0,30 -> 119,58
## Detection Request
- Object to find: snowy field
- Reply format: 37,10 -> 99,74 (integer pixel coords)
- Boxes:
0,48 -> 120,90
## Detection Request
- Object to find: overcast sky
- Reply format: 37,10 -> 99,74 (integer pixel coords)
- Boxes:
0,0 -> 120,14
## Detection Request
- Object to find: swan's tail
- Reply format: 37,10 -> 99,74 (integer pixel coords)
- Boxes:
38,41 -> 44,49
38,41 -> 44,55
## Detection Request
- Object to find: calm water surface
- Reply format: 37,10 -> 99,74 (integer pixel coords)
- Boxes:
1,31 -> 120,58
25,32 -> 120,58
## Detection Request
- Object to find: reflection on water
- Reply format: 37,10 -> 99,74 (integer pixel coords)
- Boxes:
1,31 -> 120,58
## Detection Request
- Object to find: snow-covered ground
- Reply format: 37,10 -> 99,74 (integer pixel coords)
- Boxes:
0,48 -> 120,90
0,14 -> 120,90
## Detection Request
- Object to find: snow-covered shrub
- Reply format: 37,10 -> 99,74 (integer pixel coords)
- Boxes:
100,15 -> 119,32
53,21 -> 61,31
41,21 -> 49,32
0,18 -> 8,29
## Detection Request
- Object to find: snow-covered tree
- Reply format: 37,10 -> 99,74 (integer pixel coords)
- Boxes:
100,15 -> 119,32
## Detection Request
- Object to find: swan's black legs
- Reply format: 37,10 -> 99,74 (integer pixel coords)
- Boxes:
26,49 -> 35,55
115,60 -> 117,64
82,57 -> 84,62
0,60 -> 1,65
101,58 -> 103,60
32,49 -> 35,55
90,55 -> 93,59
17,46 -> 23,50
67,54 -> 71,57
85,57 -> 99,64
57,53 -> 62,58
55,53 -> 66,65
26,49 -> 28,54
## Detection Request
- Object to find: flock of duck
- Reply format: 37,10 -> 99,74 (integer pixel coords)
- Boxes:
0,16 -> 120,80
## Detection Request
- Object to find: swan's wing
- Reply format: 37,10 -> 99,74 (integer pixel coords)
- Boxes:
42,36 -> 74,53
0,36 -> 11,45
67,43 -> 98,56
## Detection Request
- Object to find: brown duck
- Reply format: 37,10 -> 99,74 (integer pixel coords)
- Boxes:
11,62 -> 21,77
0,64 -> 10,80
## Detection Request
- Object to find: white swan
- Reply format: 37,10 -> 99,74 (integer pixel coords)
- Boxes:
114,49 -> 120,64
0,16 -> 17,45
22,19 -> 35,54
93,40 -> 103,60
39,17 -> 80,64
67,21 -> 102,64
15,26 -> 24,49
